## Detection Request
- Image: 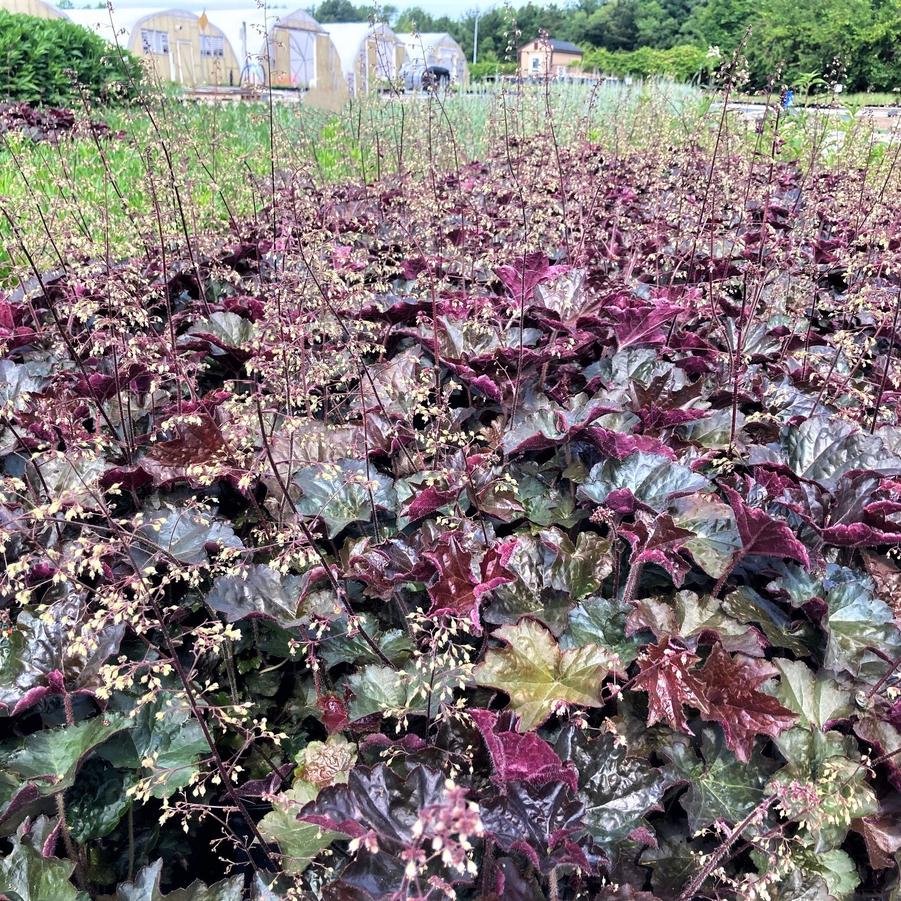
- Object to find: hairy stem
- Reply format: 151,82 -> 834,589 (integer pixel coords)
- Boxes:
678,797 -> 775,901
56,793 -> 87,891
147,597 -> 278,872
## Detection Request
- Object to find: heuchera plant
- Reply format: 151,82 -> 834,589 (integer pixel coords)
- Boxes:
1,110 -> 901,901
0,102 -> 121,144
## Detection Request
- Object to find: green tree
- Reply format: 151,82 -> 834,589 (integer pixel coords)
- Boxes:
745,0 -> 874,90
307,1 -> 398,24
451,3 -> 588,65
300,0 -> 901,91
580,42 -> 707,79
307,0 -> 362,22
683,0 -> 755,50
857,0 -> 901,90
583,0 -> 701,51
585,0 -> 641,51
393,7 -> 456,34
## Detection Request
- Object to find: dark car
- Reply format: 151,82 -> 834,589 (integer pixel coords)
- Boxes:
423,66 -> 451,90
402,62 -> 452,91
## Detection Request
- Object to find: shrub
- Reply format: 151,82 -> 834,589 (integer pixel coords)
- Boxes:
580,43 -> 708,82
0,10 -> 143,106
468,60 -> 517,82
0,101 -> 122,142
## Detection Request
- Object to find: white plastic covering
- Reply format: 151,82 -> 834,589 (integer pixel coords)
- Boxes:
0,0 -> 67,19
209,7 -> 324,86
66,6 -> 160,46
324,21 -> 400,92
203,8 -> 269,83
68,7 -> 241,87
397,32 -> 467,82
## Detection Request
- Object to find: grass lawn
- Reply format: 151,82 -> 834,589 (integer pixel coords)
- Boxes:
734,90 -> 901,108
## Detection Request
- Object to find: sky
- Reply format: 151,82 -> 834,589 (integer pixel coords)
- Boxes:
72,0 -> 525,15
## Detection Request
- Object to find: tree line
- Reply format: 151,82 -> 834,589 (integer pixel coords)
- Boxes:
307,0 -> 901,92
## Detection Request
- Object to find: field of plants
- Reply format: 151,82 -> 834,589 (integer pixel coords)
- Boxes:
2,76 -> 901,901
0,82 -> 704,273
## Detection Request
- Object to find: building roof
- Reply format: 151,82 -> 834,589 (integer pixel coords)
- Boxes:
66,7 -> 175,43
70,6 -> 246,64
397,32 -> 463,65
267,7 -> 323,32
522,37 -> 583,55
2,0 -> 67,18
324,21 -> 398,77
166,8 -> 324,66
202,8 -> 270,62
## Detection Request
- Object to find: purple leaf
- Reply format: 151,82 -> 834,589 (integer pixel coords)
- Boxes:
479,780 -> 590,874
423,536 -> 516,631
621,512 -> 695,587
637,405 -> 708,431
821,522 -> 901,547
612,303 -> 681,349
580,427 -> 676,461
633,637 -> 709,734
696,644 -> 797,763
300,763 -> 445,843
495,252 -> 570,301
470,708 -> 578,790
722,485 -> 810,565
469,374 -> 502,401
402,485 -> 462,522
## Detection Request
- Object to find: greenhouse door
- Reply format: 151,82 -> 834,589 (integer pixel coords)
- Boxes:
288,30 -> 315,87
176,40 -> 195,85
373,37 -> 393,79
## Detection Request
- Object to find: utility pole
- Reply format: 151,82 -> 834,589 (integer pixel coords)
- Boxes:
473,9 -> 479,65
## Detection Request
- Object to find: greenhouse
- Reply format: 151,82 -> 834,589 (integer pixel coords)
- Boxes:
211,7 -> 348,109
397,32 -> 468,85
0,0 -> 65,18
0,0 -> 66,18
324,22 -> 405,96
67,7 -> 241,88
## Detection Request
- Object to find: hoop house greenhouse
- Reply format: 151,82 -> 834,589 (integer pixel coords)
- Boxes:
397,32 -> 468,85
67,7 -> 240,87
211,7 -> 348,109
0,0 -> 65,18
324,22 -> 405,96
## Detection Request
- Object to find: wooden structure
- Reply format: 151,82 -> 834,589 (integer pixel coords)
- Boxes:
324,22 -> 405,96
398,32 -> 468,85
63,4 -> 348,106
67,7 -> 240,88
0,0 -> 66,19
518,37 -> 583,79
211,7 -> 348,110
